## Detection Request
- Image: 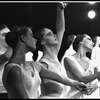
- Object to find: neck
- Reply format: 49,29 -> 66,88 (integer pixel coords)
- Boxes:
11,45 -> 27,65
42,45 -> 56,60
75,47 -> 86,60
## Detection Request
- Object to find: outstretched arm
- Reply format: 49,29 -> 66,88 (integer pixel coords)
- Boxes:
55,2 -> 68,54
39,63 -> 86,90
64,57 -> 100,84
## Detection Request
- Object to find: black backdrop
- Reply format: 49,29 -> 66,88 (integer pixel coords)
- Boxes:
0,2 -> 100,61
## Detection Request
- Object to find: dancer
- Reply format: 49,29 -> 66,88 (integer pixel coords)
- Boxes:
91,36 -> 100,72
91,36 -> 100,97
2,25 -> 87,99
35,2 -> 88,98
64,34 -> 100,98
0,25 -> 12,99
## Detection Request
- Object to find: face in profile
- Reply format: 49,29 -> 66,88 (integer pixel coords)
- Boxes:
42,28 -> 58,45
0,27 -> 10,49
81,35 -> 94,52
25,28 -> 37,52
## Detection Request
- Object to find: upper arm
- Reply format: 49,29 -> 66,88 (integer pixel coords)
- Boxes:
6,66 -> 29,98
39,62 -> 60,78
40,63 -> 63,81
39,61 -> 49,77
64,57 -> 84,82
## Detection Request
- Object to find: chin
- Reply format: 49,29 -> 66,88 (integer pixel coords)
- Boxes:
53,43 -> 58,46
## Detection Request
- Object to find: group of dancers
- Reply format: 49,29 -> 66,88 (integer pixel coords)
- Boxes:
0,2 -> 100,99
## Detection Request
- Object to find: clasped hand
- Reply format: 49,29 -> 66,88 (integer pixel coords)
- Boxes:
76,83 -> 98,95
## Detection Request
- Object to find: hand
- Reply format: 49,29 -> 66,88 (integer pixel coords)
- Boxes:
58,2 -> 68,10
86,84 -> 98,95
74,82 -> 88,94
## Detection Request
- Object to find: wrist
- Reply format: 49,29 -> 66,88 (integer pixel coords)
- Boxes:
57,7 -> 64,11
73,81 -> 78,87
57,2 -> 65,11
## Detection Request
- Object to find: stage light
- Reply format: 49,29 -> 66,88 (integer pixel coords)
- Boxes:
88,2 -> 96,4
88,10 -> 96,19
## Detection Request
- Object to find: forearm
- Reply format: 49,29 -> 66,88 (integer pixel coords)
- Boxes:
56,6 -> 65,34
82,72 -> 100,84
62,76 -> 79,87
55,2 -> 67,53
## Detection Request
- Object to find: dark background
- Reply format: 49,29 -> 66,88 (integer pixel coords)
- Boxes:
0,1 -> 100,61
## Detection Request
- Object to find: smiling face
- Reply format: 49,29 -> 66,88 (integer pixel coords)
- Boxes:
41,28 -> 58,46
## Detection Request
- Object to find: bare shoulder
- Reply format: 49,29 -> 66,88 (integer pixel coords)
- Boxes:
29,61 -> 41,73
64,56 -> 75,64
4,63 -> 23,84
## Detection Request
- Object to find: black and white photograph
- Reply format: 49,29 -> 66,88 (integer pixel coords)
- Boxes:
0,1 -> 100,99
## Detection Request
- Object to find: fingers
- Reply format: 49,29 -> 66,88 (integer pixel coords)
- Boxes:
58,2 -> 68,9
63,2 -> 68,8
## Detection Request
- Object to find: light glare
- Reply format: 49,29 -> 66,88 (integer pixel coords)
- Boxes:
88,2 -> 96,4
88,10 -> 96,19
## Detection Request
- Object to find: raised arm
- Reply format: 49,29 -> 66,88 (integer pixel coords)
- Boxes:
64,57 -> 100,84
55,2 -> 68,54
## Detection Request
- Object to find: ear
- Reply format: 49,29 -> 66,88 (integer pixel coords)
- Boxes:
41,40 -> 45,45
20,35 -> 26,42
